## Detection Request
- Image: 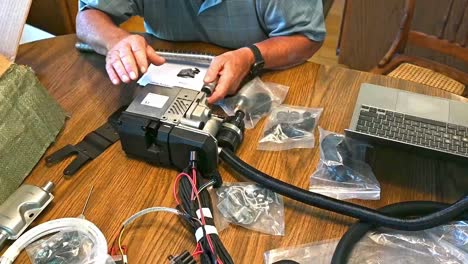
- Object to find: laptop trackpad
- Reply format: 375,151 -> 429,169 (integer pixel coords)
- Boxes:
395,92 -> 449,122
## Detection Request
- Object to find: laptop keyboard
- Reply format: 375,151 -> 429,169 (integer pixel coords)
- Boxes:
355,105 -> 468,157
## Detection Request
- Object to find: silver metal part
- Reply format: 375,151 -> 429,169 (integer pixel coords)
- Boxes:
180,117 -> 203,129
0,230 -> 8,248
0,181 -> 55,249
201,79 -> 218,96
234,96 -> 250,113
203,116 -> 223,138
162,88 -> 198,124
74,42 -> 214,65
185,92 -> 212,124
156,51 -> 214,65
42,181 -> 55,193
81,186 -> 94,217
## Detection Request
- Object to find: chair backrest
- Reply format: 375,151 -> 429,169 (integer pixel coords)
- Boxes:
375,0 -> 468,94
407,0 -> 468,63
0,0 -> 33,61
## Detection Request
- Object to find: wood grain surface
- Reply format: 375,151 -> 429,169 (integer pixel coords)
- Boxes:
8,34 -> 468,263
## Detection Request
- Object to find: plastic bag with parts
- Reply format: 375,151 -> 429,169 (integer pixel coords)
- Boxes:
309,127 -> 380,200
258,105 -> 322,151
215,182 -> 285,236
264,221 -> 468,264
218,77 -> 289,129
26,230 -> 115,264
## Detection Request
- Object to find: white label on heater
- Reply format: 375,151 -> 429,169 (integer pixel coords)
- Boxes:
141,93 -> 169,108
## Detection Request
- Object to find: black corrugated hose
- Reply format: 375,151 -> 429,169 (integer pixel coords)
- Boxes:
331,201 -> 468,263
219,148 -> 468,231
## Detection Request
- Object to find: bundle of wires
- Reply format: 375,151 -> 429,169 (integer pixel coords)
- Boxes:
116,206 -> 192,263
174,152 -> 234,264
114,152 -> 233,264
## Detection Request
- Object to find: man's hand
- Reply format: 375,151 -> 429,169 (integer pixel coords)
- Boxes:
105,34 -> 165,85
204,47 -> 254,104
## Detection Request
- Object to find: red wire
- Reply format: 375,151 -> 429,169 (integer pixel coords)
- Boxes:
172,172 -> 194,205
191,168 -> 197,200
192,243 -> 203,256
190,169 -> 218,262
173,169 -> 218,263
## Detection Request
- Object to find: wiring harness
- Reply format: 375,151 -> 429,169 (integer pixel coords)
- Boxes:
174,152 -> 234,264
115,151 -> 233,264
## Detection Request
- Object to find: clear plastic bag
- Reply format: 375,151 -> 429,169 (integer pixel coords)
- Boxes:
208,187 -> 231,232
309,127 -> 381,200
264,240 -> 338,264
264,221 -> 468,264
26,230 -> 107,264
215,182 -> 285,236
218,78 -> 289,129
258,105 -> 322,151
353,222 -> 468,264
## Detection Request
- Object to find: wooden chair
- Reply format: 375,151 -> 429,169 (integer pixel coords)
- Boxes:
0,0 -> 33,61
372,0 -> 468,97
322,0 -> 335,18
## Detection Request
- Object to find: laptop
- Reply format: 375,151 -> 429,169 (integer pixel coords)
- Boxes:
345,83 -> 468,160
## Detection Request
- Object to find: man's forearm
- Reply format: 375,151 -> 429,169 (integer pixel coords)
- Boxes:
76,9 -> 130,55
255,35 -> 323,69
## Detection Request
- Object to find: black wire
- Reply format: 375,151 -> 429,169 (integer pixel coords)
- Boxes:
197,170 -> 233,264
177,166 -> 234,264
331,201 -> 468,264
219,148 -> 468,231
178,173 -> 217,263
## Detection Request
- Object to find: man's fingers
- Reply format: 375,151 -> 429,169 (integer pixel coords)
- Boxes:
105,63 -> 120,85
130,40 -> 149,74
207,89 -> 225,104
204,57 -> 223,83
119,45 -> 139,80
207,72 -> 234,104
146,46 -> 165,66
108,52 -> 130,83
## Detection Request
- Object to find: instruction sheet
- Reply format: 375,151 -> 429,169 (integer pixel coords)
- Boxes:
138,62 -> 208,91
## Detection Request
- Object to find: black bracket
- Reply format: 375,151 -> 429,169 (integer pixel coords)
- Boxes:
45,106 -> 126,177
45,123 -> 120,176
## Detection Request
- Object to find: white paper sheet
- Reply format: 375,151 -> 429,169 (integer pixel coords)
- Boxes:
137,62 -> 208,91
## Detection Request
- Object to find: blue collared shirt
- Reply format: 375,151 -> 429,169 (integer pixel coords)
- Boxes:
79,0 -> 326,49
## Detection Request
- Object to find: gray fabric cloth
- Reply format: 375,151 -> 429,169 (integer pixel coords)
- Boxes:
0,64 -> 65,203
79,0 -> 326,49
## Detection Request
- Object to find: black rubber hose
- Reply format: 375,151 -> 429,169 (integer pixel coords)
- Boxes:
331,202 -> 468,264
219,148 -> 468,231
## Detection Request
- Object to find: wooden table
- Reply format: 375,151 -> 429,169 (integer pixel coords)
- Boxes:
11,34 -> 468,263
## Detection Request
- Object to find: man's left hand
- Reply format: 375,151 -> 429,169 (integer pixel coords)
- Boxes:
204,48 -> 255,104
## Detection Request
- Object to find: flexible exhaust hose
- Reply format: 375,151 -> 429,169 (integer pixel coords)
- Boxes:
331,202 -> 468,263
219,148 -> 468,231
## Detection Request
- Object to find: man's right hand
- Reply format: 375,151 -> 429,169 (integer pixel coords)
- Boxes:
105,34 -> 165,85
